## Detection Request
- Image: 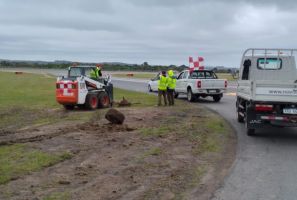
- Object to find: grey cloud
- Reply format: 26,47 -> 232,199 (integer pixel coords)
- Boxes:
0,0 -> 296,66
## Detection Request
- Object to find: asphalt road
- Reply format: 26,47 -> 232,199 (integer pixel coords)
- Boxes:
2,68 -> 297,200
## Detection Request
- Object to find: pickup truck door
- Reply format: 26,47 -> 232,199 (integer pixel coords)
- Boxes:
175,72 -> 184,93
180,71 -> 189,93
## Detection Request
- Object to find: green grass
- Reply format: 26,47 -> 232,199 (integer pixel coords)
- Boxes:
0,72 -> 58,109
206,118 -> 226,133
0,144 -> 72,184
112,73 -> 156,79
0,71 -> 156,109
0,71 -> 157,130
143,147 -> 162,157
216,73 -> 237,81
140,126 -> 171,137
43,192 -> 71,200
114,88 -> 156,107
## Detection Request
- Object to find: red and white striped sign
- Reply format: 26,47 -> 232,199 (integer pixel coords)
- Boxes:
189,56 -> 205,72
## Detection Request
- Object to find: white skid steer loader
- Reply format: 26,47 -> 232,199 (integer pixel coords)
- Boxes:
56,65 -> 113,110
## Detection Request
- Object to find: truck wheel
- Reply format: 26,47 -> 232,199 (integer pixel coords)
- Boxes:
85,93 -> 98,110
187,88 -> 195,102
237,111 -> 244,123
245,106 -> 255,136
246,128 -> 256,136
63,105 -> 75,110
98,92 -> 110,108
213,95 -> 221,102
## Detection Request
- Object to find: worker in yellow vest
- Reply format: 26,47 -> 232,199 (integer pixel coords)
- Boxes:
158,71 -> 168,106
90,64 -> 102,80
167,70 -> 176,106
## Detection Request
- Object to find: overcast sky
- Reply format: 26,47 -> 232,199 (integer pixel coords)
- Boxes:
0,0 -> 296,67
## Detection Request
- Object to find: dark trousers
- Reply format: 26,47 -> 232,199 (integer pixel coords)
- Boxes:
158,89 -> 167,106
167,89 -> 174,106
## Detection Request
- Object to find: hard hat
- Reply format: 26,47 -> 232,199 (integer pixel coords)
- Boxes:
168,70 -> 174,76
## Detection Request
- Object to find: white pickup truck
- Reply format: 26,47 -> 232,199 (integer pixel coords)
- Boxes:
175,70 -> 227,102
236,48 -> 297,136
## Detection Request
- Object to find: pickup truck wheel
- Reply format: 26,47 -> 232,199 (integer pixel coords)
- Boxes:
213,95 -> 221,102
187,88 -> 195,102
98,92 -> 111,108
85,93 -> 98,110
148,85 -> 152,92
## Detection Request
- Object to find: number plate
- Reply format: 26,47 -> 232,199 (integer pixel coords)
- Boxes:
283,108 -> 297,115
208,90 -> 217,93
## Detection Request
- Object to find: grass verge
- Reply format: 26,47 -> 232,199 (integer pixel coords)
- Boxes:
0,144 -> 72,184
43,192 -> 71,200
112,73 -> 155,79
0,71 -> 156,130
216,73 -> 237,81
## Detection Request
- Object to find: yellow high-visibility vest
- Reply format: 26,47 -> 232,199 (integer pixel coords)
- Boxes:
158,75 -> 167,90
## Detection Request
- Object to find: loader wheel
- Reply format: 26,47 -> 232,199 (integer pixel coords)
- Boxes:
85,93 -> 98,110
63,105 -> 75,110
98,92 -> 110,108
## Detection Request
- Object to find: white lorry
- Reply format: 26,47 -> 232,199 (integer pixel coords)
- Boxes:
175,69 -> 227,102
236,48 -> 297,136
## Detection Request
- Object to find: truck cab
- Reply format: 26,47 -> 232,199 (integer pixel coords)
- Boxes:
236,49 -> 297,135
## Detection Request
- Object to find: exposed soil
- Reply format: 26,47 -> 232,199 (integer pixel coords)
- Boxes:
0,105 -> 236,200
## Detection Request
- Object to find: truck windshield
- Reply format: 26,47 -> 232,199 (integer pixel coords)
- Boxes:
257,58 -> 282,70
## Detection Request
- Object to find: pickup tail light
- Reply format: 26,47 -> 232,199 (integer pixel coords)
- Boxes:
197,80 -> 201,88
255,104 -> 273,112
225,80 -> 228,88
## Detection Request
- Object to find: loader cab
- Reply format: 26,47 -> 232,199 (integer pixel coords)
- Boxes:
68,66 -> 95,79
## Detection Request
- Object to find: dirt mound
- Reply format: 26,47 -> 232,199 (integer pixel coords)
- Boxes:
105,108 -> 125,124
118,97 -> 131,107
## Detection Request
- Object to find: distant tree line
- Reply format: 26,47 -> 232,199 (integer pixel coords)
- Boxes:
0,61 -> 188,72
0,60 -> 237,74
